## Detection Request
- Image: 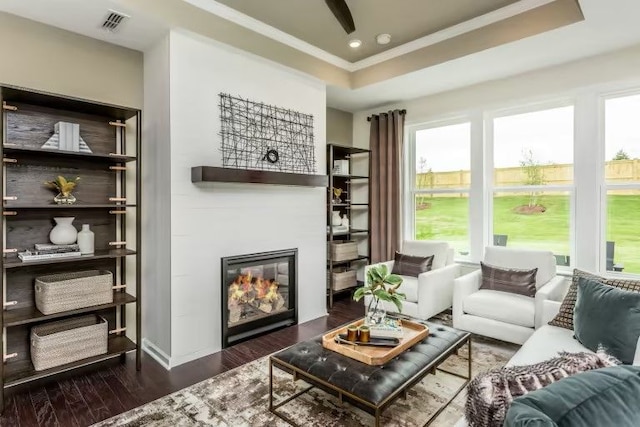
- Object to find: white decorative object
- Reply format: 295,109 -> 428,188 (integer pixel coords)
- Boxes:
341,214 -> 350,229
333,159 -> 349,175
49,217 -> 78,245
77,224 -> 95,254
41,122 -> 92,153
331,211 -> 342,226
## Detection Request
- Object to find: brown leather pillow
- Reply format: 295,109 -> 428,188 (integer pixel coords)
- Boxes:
480,262 -> 537,297
391,252 -> 434,277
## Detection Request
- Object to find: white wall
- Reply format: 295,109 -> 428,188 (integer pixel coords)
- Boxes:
165,31 -> 327,366
142,35 -> 173,364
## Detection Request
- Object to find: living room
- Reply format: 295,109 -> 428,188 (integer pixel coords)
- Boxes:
0,0 -> 639,426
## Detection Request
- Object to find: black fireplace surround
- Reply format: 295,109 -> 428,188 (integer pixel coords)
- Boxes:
221,248 -> 298,348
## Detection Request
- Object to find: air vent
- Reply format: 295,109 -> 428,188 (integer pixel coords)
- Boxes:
101,10 -> 130,32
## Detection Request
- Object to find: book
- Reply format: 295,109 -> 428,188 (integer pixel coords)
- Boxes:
34,243 -> 79,251
369,318 -> 404,339
18,251 -> 82,262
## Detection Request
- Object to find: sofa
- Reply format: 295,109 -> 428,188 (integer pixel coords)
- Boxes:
365,240 -> 460,320
453,247 -> 565,345
455,282 -> 640,427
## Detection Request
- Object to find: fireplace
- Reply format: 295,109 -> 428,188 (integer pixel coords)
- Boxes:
221,249 -> 298,347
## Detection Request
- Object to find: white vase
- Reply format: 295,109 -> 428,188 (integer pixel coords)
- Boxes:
331,211 -> 342,226
49,217 -> 78,245
77,224 -> 95,254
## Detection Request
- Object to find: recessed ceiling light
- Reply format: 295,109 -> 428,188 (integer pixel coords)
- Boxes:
376,34 -> 391,45
348,39 -> 362,48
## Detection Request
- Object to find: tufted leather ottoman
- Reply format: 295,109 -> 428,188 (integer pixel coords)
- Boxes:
269,320 -> 471,427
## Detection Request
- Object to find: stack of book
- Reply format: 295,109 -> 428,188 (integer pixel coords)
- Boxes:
370,318 -> 404,339
18,243 -> 82,262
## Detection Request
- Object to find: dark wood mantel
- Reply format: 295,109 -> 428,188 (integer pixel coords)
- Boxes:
191,166 -> 328,187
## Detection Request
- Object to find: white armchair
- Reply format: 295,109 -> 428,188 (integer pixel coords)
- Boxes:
364,241 -> 461,320
453,246 -> 566,345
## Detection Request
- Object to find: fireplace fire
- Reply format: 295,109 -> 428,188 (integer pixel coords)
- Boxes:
222,249 -> 297,347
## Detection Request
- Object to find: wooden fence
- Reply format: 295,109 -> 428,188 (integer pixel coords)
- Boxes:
416,160 -> 640,196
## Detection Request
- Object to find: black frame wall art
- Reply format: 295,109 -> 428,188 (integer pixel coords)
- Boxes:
219,93 -> 317,174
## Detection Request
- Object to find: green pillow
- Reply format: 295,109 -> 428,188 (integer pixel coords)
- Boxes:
504,365 -> 640,427
574,278 -> 640,364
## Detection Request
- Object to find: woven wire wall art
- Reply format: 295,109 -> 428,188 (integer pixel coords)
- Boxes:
219,93 -> 317,174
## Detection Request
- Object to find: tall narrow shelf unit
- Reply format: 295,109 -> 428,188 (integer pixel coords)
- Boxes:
327,144 -> 371,308
0,86 -> 141,409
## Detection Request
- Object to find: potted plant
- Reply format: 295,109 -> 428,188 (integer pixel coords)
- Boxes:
44,175 -> 80,205
353,264 -> 405,325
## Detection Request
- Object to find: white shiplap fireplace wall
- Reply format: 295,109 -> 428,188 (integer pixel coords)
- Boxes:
143,30 -> 327,368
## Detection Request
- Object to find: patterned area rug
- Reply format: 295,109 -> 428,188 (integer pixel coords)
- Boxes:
95,321 -> 518,426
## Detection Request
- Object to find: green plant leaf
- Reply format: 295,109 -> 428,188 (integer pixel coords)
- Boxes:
378,263 -> 388,277
353,287 -> 366,301
386,274 -> 403,286
390,295 -> 404,312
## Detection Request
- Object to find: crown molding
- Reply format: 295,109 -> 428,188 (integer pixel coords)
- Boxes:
183,0 -> 353,70
351,0 -> 557,70
184,0 -> 559,73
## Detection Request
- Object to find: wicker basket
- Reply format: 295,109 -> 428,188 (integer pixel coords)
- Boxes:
35,270 -> 113,315
31,314 -> 108,371
331,268 -> 357,291
328,240 -> 358,262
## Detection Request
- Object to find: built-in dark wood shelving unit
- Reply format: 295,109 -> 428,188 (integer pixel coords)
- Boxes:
4,336 -> 137,387
0,85 -> 141,409
192,166 -> 327,187
4,293 -> 136,327
326,144 -> 371,308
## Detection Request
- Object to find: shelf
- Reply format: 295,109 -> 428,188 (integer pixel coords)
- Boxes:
326,144 -> 370,155
192,166 -> 327,187
2,146 -> 137,164
327,228 -> 369,236
4,293 -> 136,327
3,203 -> 135,210
4,249 -> 136,269
333,174 -> 369,180
2,85 -> 139,120
4,336 -> 137,388
328,255 -> 369,266
330,203 -> 369,208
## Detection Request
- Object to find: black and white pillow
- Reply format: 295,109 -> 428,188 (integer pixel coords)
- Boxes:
464,348 -> 620,427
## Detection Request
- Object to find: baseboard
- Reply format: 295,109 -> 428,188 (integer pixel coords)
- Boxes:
142,338 -> 171,370
170,346 -> 220,367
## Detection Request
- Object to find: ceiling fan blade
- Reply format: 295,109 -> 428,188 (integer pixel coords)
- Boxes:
325,0 -> 355,34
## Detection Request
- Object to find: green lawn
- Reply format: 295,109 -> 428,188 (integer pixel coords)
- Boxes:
415,195 -> 640,273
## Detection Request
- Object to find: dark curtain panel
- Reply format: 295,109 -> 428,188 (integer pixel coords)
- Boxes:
369,110 -> 405,263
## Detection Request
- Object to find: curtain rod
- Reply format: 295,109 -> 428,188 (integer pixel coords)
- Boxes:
367,109 -> 407,121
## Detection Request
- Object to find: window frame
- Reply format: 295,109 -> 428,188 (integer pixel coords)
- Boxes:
599,89 -> 640,275
406,116 -> 473,258
484,100 -> 577,268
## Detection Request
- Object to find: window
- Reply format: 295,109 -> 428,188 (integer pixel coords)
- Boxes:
603,93 -> 640,274
410,121 -> 471,256
491,105 -> 574,264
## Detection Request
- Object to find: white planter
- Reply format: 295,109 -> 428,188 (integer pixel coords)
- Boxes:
77,224 -> 95,254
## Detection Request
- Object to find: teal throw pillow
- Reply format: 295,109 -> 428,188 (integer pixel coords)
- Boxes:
504,365 -> 640,427
574,277 -> 640,364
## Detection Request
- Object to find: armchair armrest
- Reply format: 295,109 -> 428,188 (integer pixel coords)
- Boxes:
535,276 -> 568,328
540,300 -> 562,326
415,264 -> 461,319
634,336 -> 640,366
453,270 -> 482,323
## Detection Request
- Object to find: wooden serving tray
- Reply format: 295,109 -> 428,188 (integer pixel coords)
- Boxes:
322,318 -> 429,366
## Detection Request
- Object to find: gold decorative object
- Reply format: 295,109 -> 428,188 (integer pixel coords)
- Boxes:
44,176 -> 80,205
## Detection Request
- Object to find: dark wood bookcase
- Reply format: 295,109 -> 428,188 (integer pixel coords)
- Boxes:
327,144 -> 371,308
0,85 -> 141,410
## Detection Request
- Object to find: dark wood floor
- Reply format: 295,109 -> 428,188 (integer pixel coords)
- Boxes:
0,296 -> 363,427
